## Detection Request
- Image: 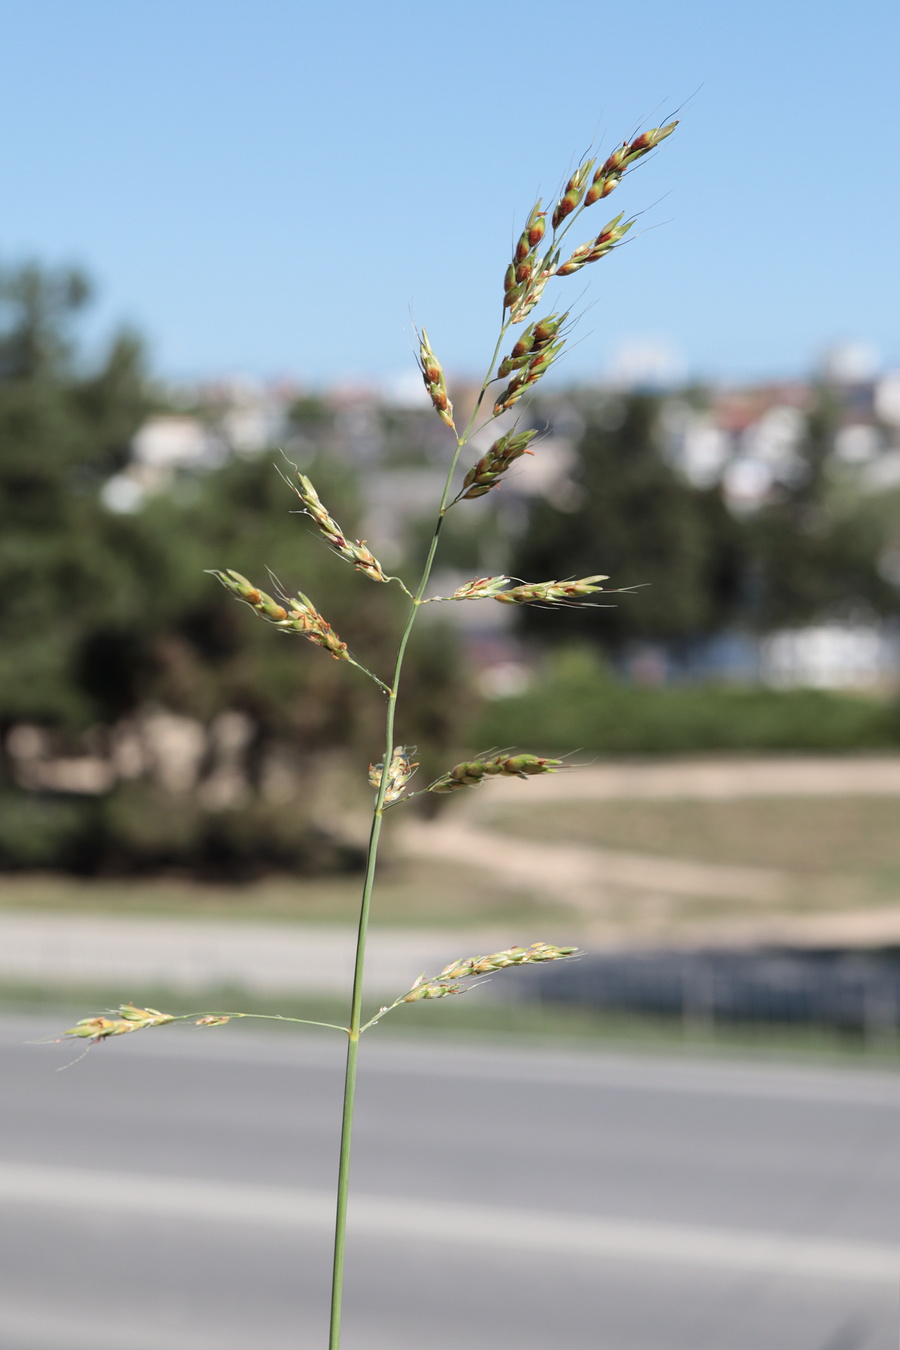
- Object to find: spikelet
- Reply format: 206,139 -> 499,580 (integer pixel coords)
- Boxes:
209,570 -> 351,661
416,327 -> 455,431
448,575 -> 513,601
551,160 -> 596,230
368,745 -> 419,805
287,473 -> 388,582
428,751 -> 563,794
402,943 -> 578,1001
504,201 -> 548,316
64,1005 -> 175,1042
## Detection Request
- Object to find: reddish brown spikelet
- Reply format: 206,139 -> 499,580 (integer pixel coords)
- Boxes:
416,327 -> 455,431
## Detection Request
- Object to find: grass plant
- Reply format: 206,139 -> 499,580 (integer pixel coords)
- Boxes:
61,119 -> 680,1349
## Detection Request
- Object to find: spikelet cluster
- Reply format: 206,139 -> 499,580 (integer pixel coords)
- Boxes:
430,574 -> 609,605
210,570 -> 350,661
494,574 -> 609,605
428,752 -> 563,794
583,122 -> 678,206
416,328 -> 455,430
403,943 -> 578,1002
493,313 -> 569,414
443,575 -> 513,601
368,745 -> 419,805
288,473 -> 387,582
459,429 -> 538,500
499,121 -> 677,329
557,213 -> 633,276
65,1005 -> 175,1042
551,160 -> 596,230
503,202 -> 550,323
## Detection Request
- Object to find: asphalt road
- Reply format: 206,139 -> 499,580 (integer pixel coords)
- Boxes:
2,1017 -> 899,1349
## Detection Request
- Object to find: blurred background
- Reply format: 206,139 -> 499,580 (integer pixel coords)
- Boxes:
1,2 -> 899,1348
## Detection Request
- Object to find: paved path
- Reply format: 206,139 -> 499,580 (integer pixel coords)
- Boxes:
3,1023 -> 900,1348
397,817 -> 798,907
0,913 -> 507,999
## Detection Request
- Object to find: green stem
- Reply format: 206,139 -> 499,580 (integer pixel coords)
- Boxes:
327,459 -> 461,1350
327,309 -> 512,1348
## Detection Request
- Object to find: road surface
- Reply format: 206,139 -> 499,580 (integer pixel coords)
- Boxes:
1,1018 -> 899,1349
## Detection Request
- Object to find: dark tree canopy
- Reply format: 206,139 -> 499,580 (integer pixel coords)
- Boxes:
511,394 -> 743,649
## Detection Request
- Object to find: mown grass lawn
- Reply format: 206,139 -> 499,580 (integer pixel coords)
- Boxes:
482,795 -> 900,896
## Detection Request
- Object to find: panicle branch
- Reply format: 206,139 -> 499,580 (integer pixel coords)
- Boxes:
209,569 -> 351,661
284,470 -> 389,583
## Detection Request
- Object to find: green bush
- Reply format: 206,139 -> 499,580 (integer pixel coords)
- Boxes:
0,785 -> 362,879
473,647 -> 900,755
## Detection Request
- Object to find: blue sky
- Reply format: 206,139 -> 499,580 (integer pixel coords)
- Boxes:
2,0 -> 897,389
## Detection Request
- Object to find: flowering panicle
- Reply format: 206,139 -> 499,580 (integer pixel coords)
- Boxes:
416,327 -> 455,430
402,943 -> 578,1002
65,1005 -> 175,1042
209,569 -> 351,661
458,429 -> 539,499
287,472 -> 388,582
368,745 -> 419,805
428,751 -> 563,794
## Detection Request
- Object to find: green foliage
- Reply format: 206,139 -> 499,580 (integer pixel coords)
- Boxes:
511,389 -> 897,649
511,394 -> 742,647
744,391 -> 897,627
474,646 -> 900,754
0,262 -> 465,875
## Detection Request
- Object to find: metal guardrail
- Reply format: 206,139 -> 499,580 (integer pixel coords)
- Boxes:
506,947 -> 900,1041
